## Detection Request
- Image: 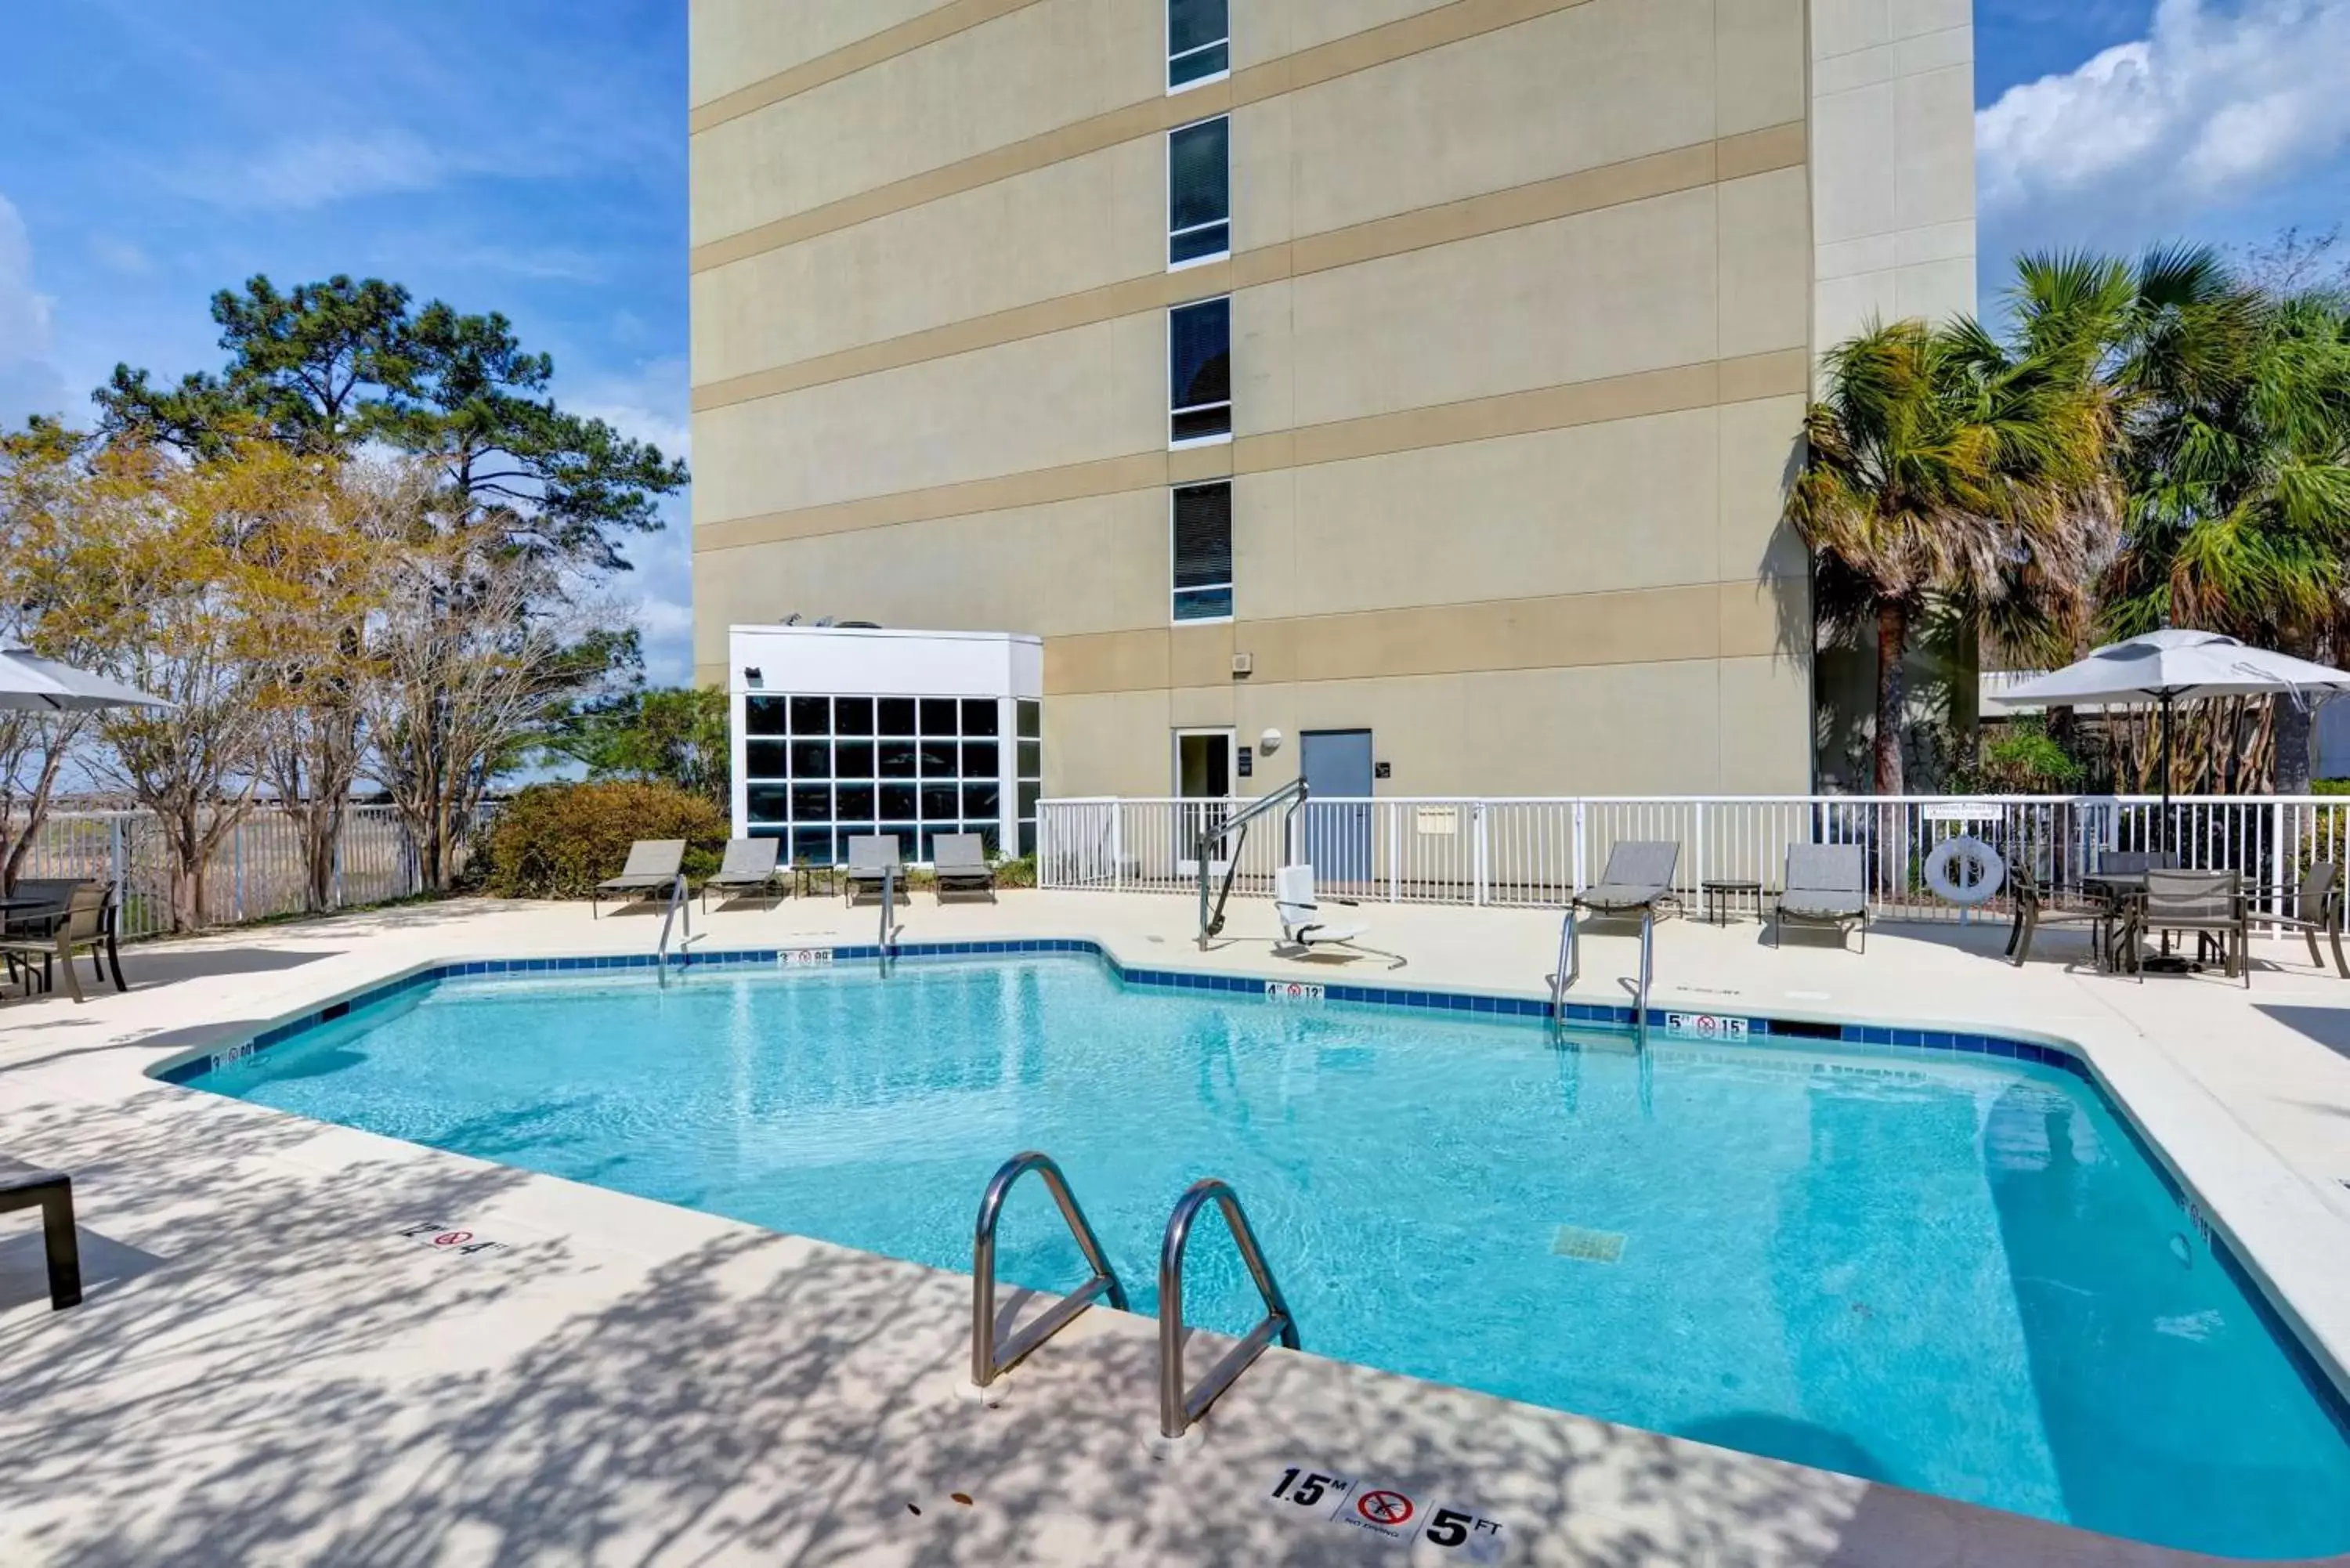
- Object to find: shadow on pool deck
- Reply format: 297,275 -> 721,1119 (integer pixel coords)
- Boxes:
0,1070 -> 1996,1568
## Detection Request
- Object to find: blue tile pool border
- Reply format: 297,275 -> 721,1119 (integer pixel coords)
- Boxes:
146,935 -> 2350,1425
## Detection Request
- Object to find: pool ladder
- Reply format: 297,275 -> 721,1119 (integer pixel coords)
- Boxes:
967,1151 -> 1300,1441
1550,905 -> 1654,1039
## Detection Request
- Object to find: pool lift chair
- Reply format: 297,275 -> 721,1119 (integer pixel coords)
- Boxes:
1195,778 -> 1309,948
1272,864 -> 1371,956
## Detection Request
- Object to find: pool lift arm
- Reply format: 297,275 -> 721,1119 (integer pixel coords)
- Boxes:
1196,778 -> 1309,948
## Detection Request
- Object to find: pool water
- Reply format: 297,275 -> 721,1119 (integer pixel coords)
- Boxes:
184,956 -> 2350,1557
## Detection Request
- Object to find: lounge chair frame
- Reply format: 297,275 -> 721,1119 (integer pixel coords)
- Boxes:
593,840 -> 687,918
1771,844 -> 1870,954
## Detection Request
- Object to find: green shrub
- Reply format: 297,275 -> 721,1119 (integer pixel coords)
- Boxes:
480,781 -> 730,899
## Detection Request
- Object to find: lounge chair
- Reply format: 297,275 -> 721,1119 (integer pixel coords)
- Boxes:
0,1168 -> 81,1310
592,840 -> 685,917
1573,841 -> 1681,919
2265,861 -> 2347,977
843,835 -> 902,906
2136,869 -> 2247,986
1773,844 -> 1870,952
931,833 -> 997,903
0,883 -> 121,1003
1274,864 -> 1368,952
702,837 -> 784,911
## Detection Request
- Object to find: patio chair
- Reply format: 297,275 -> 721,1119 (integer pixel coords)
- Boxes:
2260,861 -> 2347,978
592,840 -> 685,918
2,879 -> 81,995
0,883 -> 119,1003
843,835 -> 902,906
1572,842 -> 1681,919
931,833 -> 997,903
2092,850 -> 2176,877
1274,864 -> 1369,952
701,837 -> 784,912
1772,844 -> 1870,953
2005,877 -> 2121,970
2135,869 -> 2247,986
0,1168 -> 81,1310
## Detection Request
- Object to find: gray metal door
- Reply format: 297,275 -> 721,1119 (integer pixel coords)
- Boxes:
1300,729 -> 1373,886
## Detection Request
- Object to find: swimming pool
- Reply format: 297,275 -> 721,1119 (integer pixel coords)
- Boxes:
176,951 -> 2350,1558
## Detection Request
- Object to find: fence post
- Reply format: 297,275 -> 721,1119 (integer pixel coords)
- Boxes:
1110,803 -> 1124,892
233,821 -> 246,923
1571,800 -> 1586,897
1387,804 -> 1401,904
1472,803 -> 1489,906
107,816 -> 126,911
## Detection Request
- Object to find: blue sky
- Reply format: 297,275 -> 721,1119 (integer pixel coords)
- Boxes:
2,1 -> 2347,682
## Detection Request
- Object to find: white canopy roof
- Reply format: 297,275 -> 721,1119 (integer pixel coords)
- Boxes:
1991,629 -> 2350,708
0,649 -> 172,714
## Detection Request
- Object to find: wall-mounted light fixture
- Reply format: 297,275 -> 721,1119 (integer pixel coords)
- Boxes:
743,666 -> 764,687
1259,728 -> 1283,754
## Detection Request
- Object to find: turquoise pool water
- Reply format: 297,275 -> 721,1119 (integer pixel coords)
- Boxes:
183,955 -> 2350,1557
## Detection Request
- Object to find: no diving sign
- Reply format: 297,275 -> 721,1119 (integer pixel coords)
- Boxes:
1264,1464 -> 1506,1559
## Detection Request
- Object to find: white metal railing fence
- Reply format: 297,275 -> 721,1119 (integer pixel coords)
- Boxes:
1039,794 -> 2350,926
5,805 -> 424,941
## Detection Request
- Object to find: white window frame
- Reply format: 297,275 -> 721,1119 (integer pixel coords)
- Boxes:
1170,482 -> 1235,625
1168,296 -> 1233,450
1166,0 -> 1230,93
1166,114 -> 1231,271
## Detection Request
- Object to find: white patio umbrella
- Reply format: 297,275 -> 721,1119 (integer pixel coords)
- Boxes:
1992,628 -> 2350,847
0,649 -> 172,713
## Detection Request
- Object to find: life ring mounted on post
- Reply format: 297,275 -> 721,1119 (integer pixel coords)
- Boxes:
1924,836 -> 2005,906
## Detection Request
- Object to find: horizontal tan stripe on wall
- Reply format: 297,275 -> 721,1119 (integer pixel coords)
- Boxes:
690,0 -> 1602,274
1043,578 -> 1806,695
693,349 -> 1810,555
691,122 -> 1807,414
690,0 -> 1044,134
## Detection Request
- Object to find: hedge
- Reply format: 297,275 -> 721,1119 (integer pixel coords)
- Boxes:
480,781 -> 730,899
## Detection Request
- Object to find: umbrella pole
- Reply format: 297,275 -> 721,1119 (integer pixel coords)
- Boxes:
2160,691 -> 2175,858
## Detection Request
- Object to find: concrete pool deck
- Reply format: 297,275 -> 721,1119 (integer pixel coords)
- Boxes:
0,887 -> 2346,1566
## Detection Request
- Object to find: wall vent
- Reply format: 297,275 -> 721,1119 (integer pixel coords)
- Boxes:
1231,652 -> 1253,677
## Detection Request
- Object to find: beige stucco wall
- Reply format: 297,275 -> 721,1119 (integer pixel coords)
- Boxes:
683,0 -> 1977,797
1808,0 -> 1979,345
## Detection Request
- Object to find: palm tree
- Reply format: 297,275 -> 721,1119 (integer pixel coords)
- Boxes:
2061,247 -> 2350,788
1788,319 -> 2113,793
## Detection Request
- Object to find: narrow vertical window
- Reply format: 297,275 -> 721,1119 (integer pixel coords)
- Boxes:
1168,0 -> 1229,89
1168,116 -> 1230,267
1169,298 -> 1231,445
1172,482 -> 1235,622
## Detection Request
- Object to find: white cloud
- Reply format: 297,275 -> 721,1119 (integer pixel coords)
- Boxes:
573,355 -> 691,461
1978,0 -> 2350,227
0,192 -> 69,424
186,130 -> 447,211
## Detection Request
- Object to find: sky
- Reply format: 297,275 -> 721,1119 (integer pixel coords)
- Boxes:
2,1 -> 2348,683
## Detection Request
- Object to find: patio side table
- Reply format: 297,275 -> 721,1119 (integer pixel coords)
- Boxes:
1701,879 -> 1765,925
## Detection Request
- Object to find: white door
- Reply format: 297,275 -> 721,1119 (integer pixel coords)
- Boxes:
1173,729 -> 1235,877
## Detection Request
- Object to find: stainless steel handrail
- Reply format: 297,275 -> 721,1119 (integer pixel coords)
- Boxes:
879,862 -> 895,963
971,1151 -> 1129,1389
1158,1176 -> 1299,1440
1635,909 -> 1654,1042
656,872 -> 692,981
1551,908 -> 1577,1025
1197,778 -> 1309,946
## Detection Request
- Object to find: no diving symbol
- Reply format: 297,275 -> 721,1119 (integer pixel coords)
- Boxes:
1358,1490 -> 1414,1527
432,1231 -> 472,1248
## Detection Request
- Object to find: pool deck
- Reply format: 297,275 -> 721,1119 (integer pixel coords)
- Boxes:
1,887 -> 2347,1566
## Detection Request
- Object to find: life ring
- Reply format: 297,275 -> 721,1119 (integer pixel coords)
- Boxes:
1924,836 -> 2005,906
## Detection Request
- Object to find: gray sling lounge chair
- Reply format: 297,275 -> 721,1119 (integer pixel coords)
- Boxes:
931,833 -> 997,902
593,840 -> 685,917
1573,841 -> 1681,919
844,835 -> 903,906
0,883 -> 120,1002
0,1168 -> 81,1310
703,837 -> 784,911
1773,844 -> 1869,952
